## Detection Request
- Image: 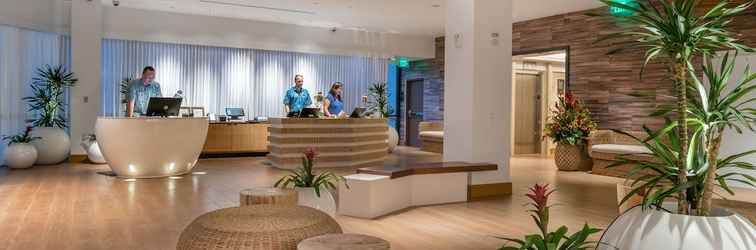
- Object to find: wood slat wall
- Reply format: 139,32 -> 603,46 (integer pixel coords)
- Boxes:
513,0 -> 756,130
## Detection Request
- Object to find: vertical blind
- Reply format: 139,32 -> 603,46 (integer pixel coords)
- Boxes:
102,39 -> 388,117
0,25 -> 70,163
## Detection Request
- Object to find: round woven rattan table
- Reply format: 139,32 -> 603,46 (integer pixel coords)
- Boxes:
297,234 -> 390,250
240,187 -> 298,206
177,205 -> 342,250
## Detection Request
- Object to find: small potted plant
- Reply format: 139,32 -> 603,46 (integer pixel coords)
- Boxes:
80,134 -> 106,164
2,127 -> 40,169
544,92 -> 596,171
274,148 -> 346,215
497,183 -> 602,250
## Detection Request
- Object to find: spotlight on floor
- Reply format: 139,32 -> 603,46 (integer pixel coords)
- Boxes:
192,172 -> 207,175
123,178 -> 137,182
169,176 -> 183,180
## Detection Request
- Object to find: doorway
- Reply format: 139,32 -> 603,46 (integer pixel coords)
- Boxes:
511,48 -> 568,157
406,79 -> 424,147
514,73 -> 542,155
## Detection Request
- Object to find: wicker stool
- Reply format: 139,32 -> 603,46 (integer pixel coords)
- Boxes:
240,187 -> 298,206
297,234 -> 390,250
177,205 -> 342,250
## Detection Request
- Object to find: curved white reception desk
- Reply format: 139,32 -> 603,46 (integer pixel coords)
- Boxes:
95,117 -> 209,178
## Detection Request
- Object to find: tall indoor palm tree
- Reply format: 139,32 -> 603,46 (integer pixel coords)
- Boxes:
593,0 -> 753,214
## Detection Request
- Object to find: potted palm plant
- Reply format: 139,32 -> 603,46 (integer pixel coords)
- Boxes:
592,0 -> 753,214
24,65 -> 77,165
2,127 -> 40,169
120,76 -> 133,116
367,82 -> 399,152
544,92 -> 597,171
274,148 -> 346,216
497,184 -> 602,250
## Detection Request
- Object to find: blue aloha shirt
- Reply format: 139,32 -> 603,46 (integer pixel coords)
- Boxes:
283,87 -> 312,113
128,79 -> 163,115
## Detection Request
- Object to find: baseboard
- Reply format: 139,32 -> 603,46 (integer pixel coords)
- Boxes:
468,182 -> 512,200
68,154 -> 88,163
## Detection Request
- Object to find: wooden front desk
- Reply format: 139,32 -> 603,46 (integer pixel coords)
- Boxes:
202,122 -> 270,154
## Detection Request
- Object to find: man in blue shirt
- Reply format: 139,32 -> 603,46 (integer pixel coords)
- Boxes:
127,66 -> 163,117
283,74 -> 312,114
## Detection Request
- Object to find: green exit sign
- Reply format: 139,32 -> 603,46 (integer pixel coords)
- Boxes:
610,0 -> 639,17
398,58 -> 410,68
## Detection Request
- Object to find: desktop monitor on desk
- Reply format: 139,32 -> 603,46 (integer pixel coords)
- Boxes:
225,108 -> 245,120
146,97 -> 182,117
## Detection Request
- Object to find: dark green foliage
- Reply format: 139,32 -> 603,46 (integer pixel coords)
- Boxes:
23,65 -> 77,128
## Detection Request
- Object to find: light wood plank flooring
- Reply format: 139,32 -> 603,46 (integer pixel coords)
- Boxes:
0,147 -> 752,250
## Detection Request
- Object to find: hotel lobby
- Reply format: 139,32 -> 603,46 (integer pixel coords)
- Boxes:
1,0 -> 755,250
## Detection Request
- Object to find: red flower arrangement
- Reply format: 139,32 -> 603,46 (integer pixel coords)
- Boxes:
544,92 -> 596,145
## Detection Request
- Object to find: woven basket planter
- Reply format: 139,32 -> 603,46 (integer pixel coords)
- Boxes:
554,143 -> 592,171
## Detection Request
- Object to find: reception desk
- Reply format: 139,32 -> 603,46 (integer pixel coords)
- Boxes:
95,117 -> 209,178
267,118 -> 389,169
202,122 -> 270,154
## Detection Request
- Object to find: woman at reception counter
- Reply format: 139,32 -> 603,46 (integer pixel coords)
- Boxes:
324,82 -> 345,118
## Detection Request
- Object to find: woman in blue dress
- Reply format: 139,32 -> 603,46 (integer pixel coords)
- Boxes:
324,82 -> 345,117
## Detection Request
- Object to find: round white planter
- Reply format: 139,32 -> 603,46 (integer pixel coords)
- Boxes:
3,143 -> 38,169
599,203 -> 756,250
81,140 -> 107,164
296,187 -> 337,216
387,127 -> 399,152
30,127 -> 70,165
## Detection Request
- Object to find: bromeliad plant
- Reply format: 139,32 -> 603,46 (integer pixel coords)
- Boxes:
497,184 -> 601,250
274,148 -> 347,197
23,65 -> 78,128
592,0 -> 754,214
544,92 -> 597,145
2,127 -> 40,146
613,53 -> 756,216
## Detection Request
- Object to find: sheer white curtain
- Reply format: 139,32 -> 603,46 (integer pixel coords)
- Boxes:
0,25 -> 69,164
101,39 -> 388,117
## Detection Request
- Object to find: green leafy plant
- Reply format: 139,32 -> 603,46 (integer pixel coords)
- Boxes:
120,76 -> 133,116
274,148 -> 347,197
2,127 -> 40,146
592,0 -> 754,215
544,92 -> 597,145
367,82 -> 394,118
617,53 -> 756,215
497,184 -> 601,250
23,65 -> 77,128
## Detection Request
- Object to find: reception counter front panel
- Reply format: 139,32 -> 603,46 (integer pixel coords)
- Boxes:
267,118 -> 389,169
95,117 -> 209,178
202,122 -> 270,154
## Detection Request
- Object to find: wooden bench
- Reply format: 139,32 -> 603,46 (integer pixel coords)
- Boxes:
418,122 -> 444,153
338,162 -> 497,219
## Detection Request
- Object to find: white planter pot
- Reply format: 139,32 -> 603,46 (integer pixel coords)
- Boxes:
30,127 -> 70,165
387,127 -> 399,152
296,187 -> 337,216
80,140 -> 107,164
3,143 -> 38,169
599,203 -> 756,250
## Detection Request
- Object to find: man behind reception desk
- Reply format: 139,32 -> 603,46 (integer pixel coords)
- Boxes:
283,74 -> 312,114
127,66 -> 163,117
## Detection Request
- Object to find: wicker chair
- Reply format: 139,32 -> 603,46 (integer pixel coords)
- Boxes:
418,121 -> 443,153
588,130 -> 658,178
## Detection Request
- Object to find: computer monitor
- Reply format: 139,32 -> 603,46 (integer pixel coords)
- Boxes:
350,107 -> 367,118
145,97 -> 183,117
298,108 -> 320,118
225,108 -> 245,120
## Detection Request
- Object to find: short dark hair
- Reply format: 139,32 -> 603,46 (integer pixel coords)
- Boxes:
143,66 -> 155,74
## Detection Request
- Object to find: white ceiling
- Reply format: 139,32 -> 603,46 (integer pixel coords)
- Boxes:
101,0 -> 603,36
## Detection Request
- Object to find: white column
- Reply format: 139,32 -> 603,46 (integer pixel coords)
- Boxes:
70,0 -> 103,155
444,0 -> 513,185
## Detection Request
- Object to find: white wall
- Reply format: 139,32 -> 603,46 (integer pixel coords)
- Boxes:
716,52 -> 756,189
101,6 -> 434,59
0,0 -> 69,33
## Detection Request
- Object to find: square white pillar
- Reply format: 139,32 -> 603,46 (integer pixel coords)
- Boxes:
444,0 -> 513,187
70,0 -> 103,155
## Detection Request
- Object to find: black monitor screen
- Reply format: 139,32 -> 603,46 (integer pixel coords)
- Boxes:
146,97 -> 183,117
225,108 -> 245,117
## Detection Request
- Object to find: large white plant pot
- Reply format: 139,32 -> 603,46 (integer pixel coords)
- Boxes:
599,203 -> 756,250
30,127 -> 70,165
296,187 -> 337,216
80,141 -> 107,164
387,127 -> 399,152
3,143 -> 38,169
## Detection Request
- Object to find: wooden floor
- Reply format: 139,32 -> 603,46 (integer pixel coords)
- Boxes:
0,147 -> 753,250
